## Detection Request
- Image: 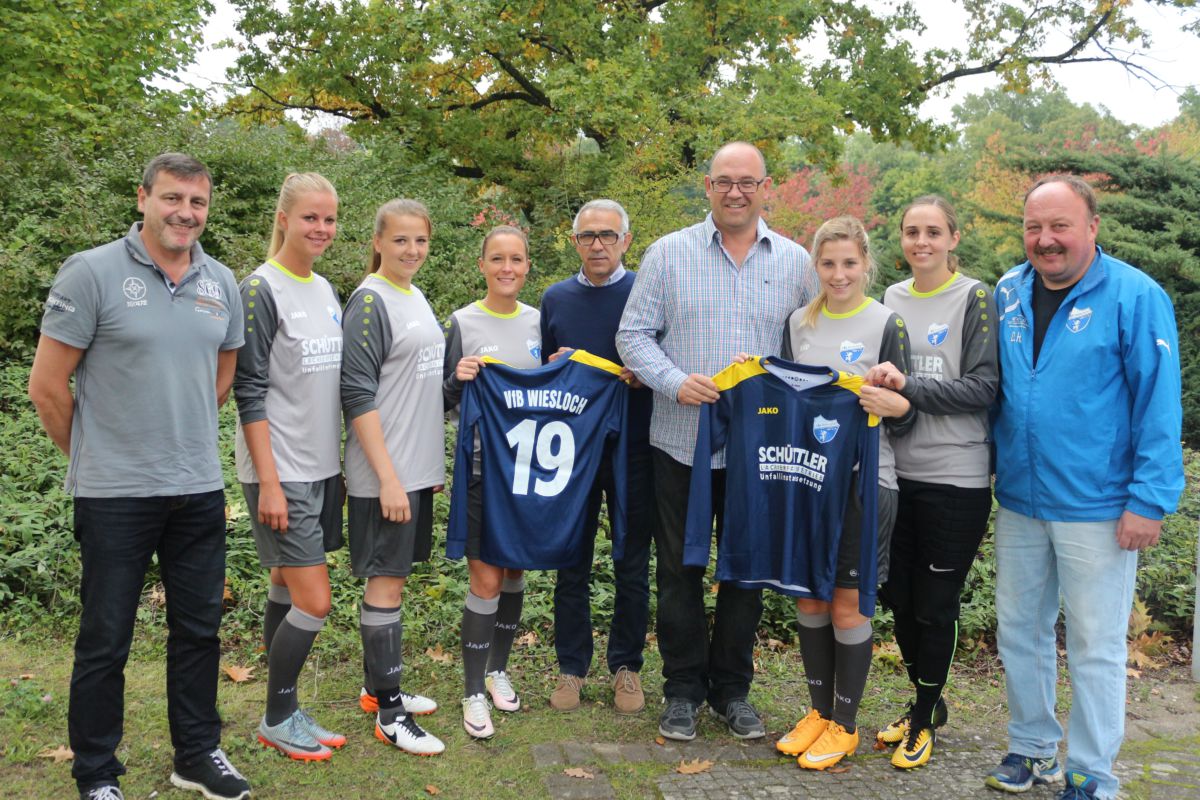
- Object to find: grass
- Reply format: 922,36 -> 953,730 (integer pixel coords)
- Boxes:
0,625 -> 1013,799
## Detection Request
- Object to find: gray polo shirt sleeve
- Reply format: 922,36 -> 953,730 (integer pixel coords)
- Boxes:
880,310 -> 917,437
900,282 -> 999,415
40,253 -> 101,349
233,277 -> 279,425
341,289 -> 394,420
442,312 -> 466,411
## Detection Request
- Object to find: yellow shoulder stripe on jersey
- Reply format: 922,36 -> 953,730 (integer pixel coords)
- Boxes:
909,270 -> 960,298
268,258 -> 315,284
568,349 -> 624,377
480,355 -> 510,366
713,356 -> 768,391
833,372 -> 880,427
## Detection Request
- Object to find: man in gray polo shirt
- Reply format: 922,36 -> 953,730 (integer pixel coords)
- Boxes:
28,153 -> 251,800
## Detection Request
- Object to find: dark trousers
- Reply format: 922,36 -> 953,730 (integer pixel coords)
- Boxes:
554,448 -> 654,677
652,448 -> 763,708
70,491 -> 226,789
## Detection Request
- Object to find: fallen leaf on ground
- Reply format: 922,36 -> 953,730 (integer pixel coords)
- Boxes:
424,785 -> 441,796
19,673 -> 35,679
222,664 -> 255,683
764,638 -> 785,651
146,584 -> 166,608
223,579 -> 234,603
873,739 -> 889,751
425,645 -> 453,664
516,631 -> 538,647
827,764 -> 851,774
563,767 -> 594,779
38,745 -> 73,763
676,758 -> 713,775
654,736 -> 666,746
709,583 -> 719,594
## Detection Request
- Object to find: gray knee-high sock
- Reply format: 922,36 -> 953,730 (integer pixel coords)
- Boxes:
263,583 -> 292,654
796,609 -> 835,718
361,602 -> 404,722
831,620 -> 873,733
486,576 -> 524,674
265,607 -> 325,725
462,592 -> 498,697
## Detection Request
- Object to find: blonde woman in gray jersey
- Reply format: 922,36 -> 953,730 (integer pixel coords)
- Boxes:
233,173 -> 345,761
868,196 -> 998,770
341,200 -> 447,756
442,226 -> 541,739
774,216 -> 916,771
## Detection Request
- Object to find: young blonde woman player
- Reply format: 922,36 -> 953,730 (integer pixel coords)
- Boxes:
234,173 -> 345,761
341,199 -> 447,756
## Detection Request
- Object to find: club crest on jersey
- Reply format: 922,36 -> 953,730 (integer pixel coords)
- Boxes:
1066,306 -> 1092,333
527,339 -> 541,360
813,415 -> 840,444
926,322 -> 949,347
327,304 -> 341,325
839,340 -> 864,363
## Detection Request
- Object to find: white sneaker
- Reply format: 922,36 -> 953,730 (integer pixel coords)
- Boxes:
484,670 -> 521,712
359,686 -> 439,716
461,693 -> 494,739
375,712 -> 445,756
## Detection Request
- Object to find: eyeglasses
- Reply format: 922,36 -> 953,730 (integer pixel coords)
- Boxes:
709,177 -> 766,194
574,230 -> 622,246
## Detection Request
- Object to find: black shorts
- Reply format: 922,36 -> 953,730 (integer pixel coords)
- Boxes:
834,481 -> 899,589
347,488 -> 434,578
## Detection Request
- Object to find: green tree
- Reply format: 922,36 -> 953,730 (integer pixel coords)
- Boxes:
1,0 -> 211,150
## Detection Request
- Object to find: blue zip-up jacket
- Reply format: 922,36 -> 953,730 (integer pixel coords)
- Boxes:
992,247 -> 1183,522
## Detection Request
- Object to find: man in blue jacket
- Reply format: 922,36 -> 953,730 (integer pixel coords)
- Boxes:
986,175 -> 1184,800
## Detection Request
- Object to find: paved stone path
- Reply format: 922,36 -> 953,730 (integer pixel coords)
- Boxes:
532,728 -> 1200,799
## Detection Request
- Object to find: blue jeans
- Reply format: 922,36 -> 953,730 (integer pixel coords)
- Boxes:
553,448 -> 654,677
69,491 -> 227,790
995,507 -> 1136,800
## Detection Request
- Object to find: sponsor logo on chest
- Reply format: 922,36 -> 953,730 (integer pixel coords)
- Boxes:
123,277 -> 148,307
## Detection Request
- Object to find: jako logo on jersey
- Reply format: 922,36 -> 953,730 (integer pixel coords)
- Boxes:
813,415 -> 840,444
527,339 -> 541,360
927,322 -> 949,347
327,305 -> 341,325
757,406 -> 779,415
196,279 -> 222,300
839,340 -> 864,363
1066,306 -> 1092,333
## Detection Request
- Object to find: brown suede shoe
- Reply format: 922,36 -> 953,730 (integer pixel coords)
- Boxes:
550,674 -> 584,711
612,667 -> 645,715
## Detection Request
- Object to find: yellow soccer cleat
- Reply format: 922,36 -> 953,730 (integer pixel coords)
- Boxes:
797,720 -> 859,770
891,726 -> 934,769
775,708 -> 829,756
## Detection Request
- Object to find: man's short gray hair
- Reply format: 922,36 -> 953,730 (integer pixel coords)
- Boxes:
1024,174 -> 1098,218
573,199 -> 630,234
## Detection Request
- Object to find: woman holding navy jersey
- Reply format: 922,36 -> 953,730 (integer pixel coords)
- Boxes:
234,173 -> 344,761
443,225 -> 542,739
773,216 -> 914,771
341,199 -> 446,756
868,196 -> 998,771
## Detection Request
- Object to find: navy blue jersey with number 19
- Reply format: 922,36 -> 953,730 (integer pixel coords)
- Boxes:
684,356 -> 881,616
447,350 -> 629,569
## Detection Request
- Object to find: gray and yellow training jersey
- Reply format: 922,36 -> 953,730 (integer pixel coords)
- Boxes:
882,272 -> 998,489
234,260 -> 343,484
341,273 -> 446,496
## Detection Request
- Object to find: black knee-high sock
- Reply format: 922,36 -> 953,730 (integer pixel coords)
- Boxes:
265,607 -> 324,725
462,592 -> 498,697
831,620 -> 873,734
911,618 -> 957,728
891,607 -> 920,689
263,583 -> 291,654
361,602 -> 404,723
796,609 -> 835,718
486,576 -> 524,674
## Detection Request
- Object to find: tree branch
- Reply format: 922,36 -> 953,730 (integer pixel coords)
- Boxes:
246,81 -> 365,120
445,90 -> 547,111
920,6 -> 1115,92
483,49 -> 551,107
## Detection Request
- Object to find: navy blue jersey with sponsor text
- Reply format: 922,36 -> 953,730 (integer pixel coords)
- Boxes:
447,350 -> 629,568
684,356 -> 880,616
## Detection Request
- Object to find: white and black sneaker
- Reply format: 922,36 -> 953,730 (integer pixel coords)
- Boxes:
81,786 -> 123,800
461,693 -> 495,739
375,711 -> 446,756
169,748 -> 251,800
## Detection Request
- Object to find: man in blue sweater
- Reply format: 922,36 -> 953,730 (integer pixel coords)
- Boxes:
540,199 -> 655,715
986,175 -> 1184,800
